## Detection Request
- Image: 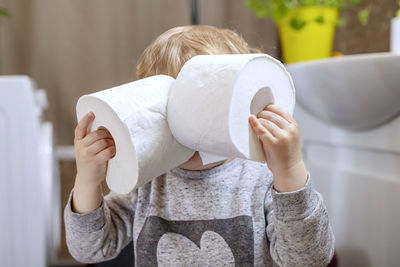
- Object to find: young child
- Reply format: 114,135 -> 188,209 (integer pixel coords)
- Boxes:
65,25 -> 335,266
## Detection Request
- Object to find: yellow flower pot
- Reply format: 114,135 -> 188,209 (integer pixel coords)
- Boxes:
278,6 -> 339,64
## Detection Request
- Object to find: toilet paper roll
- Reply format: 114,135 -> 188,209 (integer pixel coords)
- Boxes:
76,75 -> 194,194
198,152 -> 228,165
167,54 -> 296,163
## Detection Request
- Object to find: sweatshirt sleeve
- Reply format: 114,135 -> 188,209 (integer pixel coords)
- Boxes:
64,188 -> 137,264
265,174 -> 335,267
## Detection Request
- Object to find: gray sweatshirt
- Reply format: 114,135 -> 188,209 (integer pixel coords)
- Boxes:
64,158 -> 335,266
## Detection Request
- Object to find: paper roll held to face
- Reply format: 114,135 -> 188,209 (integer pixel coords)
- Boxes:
76,75 -> 194,194
167,54 -> 296,163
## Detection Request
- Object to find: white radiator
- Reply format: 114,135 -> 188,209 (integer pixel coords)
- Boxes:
0,76 -> 60,267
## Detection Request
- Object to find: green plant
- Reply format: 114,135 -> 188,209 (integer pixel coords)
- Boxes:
0,8 -> 11,18
247,0 -> 369,27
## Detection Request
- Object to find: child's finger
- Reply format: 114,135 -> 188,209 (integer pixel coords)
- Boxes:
257,110 -> 290,130
97,145 -> 116,161
75,112 -> 94,140
258,118 -> 283,138
87,138 -> 115,155
82,129 -> 113,147
249,115 -> 275,142
264,104 -> 294,124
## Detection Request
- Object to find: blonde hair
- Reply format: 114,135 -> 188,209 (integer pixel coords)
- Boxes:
136,25 -> 260,79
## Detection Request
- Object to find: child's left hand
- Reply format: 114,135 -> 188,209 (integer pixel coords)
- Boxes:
249,104 -> 308,192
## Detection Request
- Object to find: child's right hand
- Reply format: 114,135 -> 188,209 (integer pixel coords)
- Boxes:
74,112 -> 116,187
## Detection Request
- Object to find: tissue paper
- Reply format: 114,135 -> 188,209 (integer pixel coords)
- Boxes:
167,54 -> 296,164
76,75 -> 194,194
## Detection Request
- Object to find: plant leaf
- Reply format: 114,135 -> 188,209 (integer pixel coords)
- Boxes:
350,0 -> 364,4
357,7 -> 370,26
315,15 -> 325,24
246,0 -> 367,24
0,8 -> 11,18
336,17 -> 347,27
301,0 -> 318,5
290,17 -> 307,30
246,0 -> 269,18
271,2 -> 290,22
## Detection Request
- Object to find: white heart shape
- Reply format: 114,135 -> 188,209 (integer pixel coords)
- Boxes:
157,230 -> 235,266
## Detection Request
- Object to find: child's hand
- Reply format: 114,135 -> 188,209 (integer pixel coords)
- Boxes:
74,112 -> 116,187
249,104 -> 307,192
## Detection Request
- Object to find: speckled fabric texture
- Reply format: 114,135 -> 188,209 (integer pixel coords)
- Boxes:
64,158 -> 335,266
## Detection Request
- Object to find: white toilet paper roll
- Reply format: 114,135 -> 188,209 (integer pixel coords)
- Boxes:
167,54 -> 296,163
198,152 -> 228,165
76,75 -> 194,194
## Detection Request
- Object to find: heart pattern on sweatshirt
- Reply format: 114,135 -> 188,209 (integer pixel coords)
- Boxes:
157,231 -> 235,266
136,215 -> 254,266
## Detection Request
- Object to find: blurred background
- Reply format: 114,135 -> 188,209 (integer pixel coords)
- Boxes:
0,0 -> 399,266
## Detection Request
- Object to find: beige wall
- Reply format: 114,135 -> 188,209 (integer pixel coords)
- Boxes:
1,0 -> 190,145
334,0 -> 398,53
